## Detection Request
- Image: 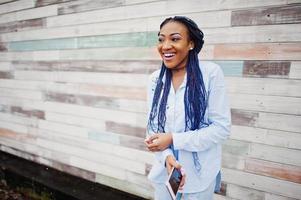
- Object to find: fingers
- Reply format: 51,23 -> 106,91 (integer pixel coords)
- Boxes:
179,168 -> 186,189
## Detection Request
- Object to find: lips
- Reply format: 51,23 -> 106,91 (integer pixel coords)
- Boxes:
163,52 -> 175,61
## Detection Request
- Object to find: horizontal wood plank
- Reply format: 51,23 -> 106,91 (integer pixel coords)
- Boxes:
222,168 -> 301,199
231,4 -> 301,26
0,4 -> 58,24
0,0 -> 35,15
245,158 -> 301,183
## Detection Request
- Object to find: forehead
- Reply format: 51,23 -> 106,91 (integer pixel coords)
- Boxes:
159,21 -> 189,36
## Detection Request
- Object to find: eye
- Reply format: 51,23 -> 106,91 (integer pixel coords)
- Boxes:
172,37 -> 180,42
158,37 -> 164,43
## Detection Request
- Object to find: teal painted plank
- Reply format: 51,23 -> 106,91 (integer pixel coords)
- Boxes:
9,38 -> 77,51
8,31 -> 159,51
78,32 -> 156,48
214,61 -> 244,77
88,130 -> 120,144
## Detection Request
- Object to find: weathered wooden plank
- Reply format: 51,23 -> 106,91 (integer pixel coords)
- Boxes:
0,0 -> 16,4
0,0 -> 35,15
8,32 -> 157,51
0,112 -> 39,128
0,71 -> 12,78
214,61 -> 244,77
0,88 -> 43,100
9,38 -> 77,51
231,4 -> 301,26
10,106 -> 45,119
14,70 -> 149,88
0,62 -> 10,70
222,139 -> 251,156
205,24 -> 301,44
222,168 -> 301,199
36,0 -> 73,7
230,125 -> 301,150
0,18 -> 45,34
35,127 -> 153,165
45,92 -> 146,113
0,42 -> 7,51
45,0 -> 291,28
214,43 -> 301,60
226,183 -> 265,200
231,109 -> 258,127
264,193 -> 300,200
2,18 -> 148,42
222,153 -> 245,170
58,0 -> 123,15
245,158 -> 301,184
38,120 -> 89,138
243,61 -> 290,78
229,93 -> 301,115
105,121 -> 145,138
37,138 -> 146,174
258,112 -> 301,133
231,109 -> 301,133
0,79 -> 42,90
12,60 -> 160,73
52,159 -> 96,182
0,120 -> 28,134
0,4 -> 58,24
95,172 -> 153,199
37,102 -> 147,127
226,77 -> 301,97
289,61 -> 301,79
249,143 -> 301,166
45,112 -> 105,131
88,130 -> 147,151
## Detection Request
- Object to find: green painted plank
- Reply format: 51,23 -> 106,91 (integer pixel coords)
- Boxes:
214,61 -> 244,77
9,38 -> 77,51
8,31 -> 158,51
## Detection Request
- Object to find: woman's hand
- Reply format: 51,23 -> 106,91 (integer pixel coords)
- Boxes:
144,133 -> 173,152
166,155 -> 186,190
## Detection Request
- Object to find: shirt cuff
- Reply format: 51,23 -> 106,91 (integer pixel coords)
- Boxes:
160,148 -> 173,165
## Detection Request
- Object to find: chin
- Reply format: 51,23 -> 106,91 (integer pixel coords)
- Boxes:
163,61 -> 176,69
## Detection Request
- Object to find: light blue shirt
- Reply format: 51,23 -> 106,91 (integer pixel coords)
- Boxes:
146,61 -> 231,193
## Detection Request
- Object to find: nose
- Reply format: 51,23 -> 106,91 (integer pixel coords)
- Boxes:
162,40 -> 172,50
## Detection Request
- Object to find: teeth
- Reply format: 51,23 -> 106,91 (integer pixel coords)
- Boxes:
164,53 -> 175,57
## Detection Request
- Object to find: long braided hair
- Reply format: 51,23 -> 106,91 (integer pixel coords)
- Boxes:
148,16 -> 208,133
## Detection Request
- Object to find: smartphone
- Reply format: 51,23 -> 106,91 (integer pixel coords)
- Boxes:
165,167 -> 183,200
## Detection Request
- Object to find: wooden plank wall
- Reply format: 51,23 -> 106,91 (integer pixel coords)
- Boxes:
0,0 -> 300,199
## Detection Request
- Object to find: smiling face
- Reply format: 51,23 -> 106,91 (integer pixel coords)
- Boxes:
157,21 -> 193,70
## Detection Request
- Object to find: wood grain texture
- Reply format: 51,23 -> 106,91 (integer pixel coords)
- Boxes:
10,106 -> 45,119
0,71 -> 12,78
36,0 -> 73,7
245,158 -> 301,184
12,60 -> 160,74
105,121 -> 145,138
243,61 -> 290,78
0,0 -> 35,15
58,0 -> 123,15
0,42 -> 7,51
231,4 -> 301,26
214,43 -> 301,60
222,168 -> 301,199
0,4 -> 58,24
0,18 -> 45,34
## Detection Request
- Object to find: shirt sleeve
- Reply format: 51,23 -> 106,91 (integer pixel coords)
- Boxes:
172,64 -> 231,152
146,72 -> 174,165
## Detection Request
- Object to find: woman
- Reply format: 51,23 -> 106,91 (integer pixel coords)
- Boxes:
145,16 -> 231,200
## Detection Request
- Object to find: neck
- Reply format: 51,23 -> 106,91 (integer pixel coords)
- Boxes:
171,65 -> 186,77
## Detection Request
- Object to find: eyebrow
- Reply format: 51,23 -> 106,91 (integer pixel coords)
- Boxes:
158,32 -> 182,37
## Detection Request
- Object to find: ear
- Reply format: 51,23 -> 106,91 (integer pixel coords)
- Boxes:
189,41 -> 195,50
